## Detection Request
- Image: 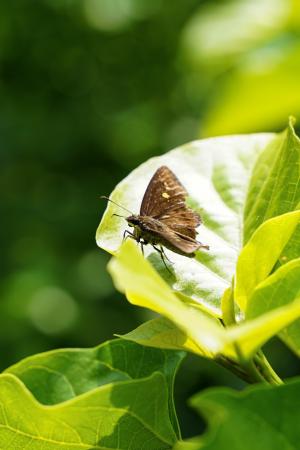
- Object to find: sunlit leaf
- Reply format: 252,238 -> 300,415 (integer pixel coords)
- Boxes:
119,317 -> 208,355
235,211 -> 300,311
0,373 -> 177,450
2,339 -> 183,447
225,297 -> 300,360
246,258 -> 300,355
175,378 -> 300,449
244,118 -> 300,244
109,240 -> 300,362
108,240 -> 225,358
97,133 -> 274,316
181,0 -> 291,68
201,46 -> 300,136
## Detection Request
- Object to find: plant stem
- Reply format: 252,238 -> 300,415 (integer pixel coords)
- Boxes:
254,351 -> 283,385
217,356 -> 264,384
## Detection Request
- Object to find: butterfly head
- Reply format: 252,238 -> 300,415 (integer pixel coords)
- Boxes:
126,215 -> 140,227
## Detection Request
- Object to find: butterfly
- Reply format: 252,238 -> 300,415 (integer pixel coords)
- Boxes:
103,166 -> 209,268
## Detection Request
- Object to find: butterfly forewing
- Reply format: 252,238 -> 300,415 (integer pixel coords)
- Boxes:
140,166 -> 187,217
138,166 -> 204,254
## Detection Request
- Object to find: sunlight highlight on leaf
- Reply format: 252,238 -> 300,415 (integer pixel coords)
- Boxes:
235,210 -> 300,311
246,258 -> 300,355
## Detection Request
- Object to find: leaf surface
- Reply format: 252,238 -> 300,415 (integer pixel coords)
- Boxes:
246,258 -> 300,355
244,118 -> 300,245
97,134 -> 274,316
235,211 -> 300,310
201,47 -> 300,137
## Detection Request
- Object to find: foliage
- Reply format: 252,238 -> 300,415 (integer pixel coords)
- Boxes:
1,119 -> 298,448
96,119 -> 299,446
0,340 -> 183,449
97,132 -> 273,317
181,0 -> 300,135
3,1 -> 300,447
175,378 -> 300,450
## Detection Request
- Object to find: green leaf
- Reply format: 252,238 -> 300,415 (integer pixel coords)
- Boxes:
201,46 -> 300,137
0,373 -> 176,450
108,239 -> 225,358
175,378 -> 300,450
97,133 -> 274,316
235,210 -> 300,310
244,118 -> 300,244
108,240 -> 300,362
225,297 -> 300,360
181,0 -> 292,69
2,339 -> 183,448
246,258 -> 300,355
119,317 -> 207,355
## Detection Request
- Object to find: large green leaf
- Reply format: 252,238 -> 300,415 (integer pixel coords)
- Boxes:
97,133 -> 274,316
235,211 -> 300,310
175,378 -> 300,450
0,373 -> 176,450
246,258 -> 300,355
1,339 -> 183,448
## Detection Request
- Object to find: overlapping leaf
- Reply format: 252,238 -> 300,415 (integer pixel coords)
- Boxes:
235,210 -> 300,310
246,258 -> 300,355
109,240 -> 300,362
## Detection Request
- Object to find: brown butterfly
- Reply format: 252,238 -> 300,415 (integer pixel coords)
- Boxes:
103,166 -> 209,268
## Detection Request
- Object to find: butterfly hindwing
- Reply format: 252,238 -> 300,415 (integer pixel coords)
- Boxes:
158,209 -> 201,240
154,225 -> 202,255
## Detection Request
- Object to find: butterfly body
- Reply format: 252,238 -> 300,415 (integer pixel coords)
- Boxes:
124,166 -> 209,260
127,215 -> 198,257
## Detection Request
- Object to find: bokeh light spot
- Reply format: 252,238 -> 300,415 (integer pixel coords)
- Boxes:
76,250 -> 113,299
28,286 -> 78,335
84,0 -> 134,32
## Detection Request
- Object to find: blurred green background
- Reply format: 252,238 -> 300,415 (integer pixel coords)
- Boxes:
1,0 -> 300,438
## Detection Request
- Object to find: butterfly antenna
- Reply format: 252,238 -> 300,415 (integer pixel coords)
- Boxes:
100,196 -> 133,215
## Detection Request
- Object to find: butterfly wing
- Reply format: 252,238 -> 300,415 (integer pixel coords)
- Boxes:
140,166 -> 187,217
159,227 -> 202,254
140,166 -> 201,240
141,217 -> 202,255
158,209 -> 201,239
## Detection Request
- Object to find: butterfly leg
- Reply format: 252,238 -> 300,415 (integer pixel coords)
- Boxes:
123,229 -> 135,242
159,246 -> 173,264
152,245 -> 172,274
